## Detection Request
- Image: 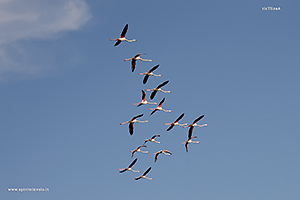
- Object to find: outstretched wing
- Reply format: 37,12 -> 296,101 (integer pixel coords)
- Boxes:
132,114 -> 143,120
119,169 -> 127,173
128,158 -> 138,168
185,142 -> 189,152
143,74 -> 150,84
129,123 -> 134,135
150,109 -> 157,116
157,80 -> 169,89
167,124 -> 174,131
137,103 -> 143,107
134,53 -> 143,58
114,40 -> 121,46
150,90 -> 158,100
154,153 -> 159,162
188,127 -> 194,138
175,113 -> 185,123
151,135 -> 160,139
131,60 -> 136,72
193,115 -> 204,124
149,64 -> 159,73
141,90 -> 146,100
131,150 -> 136,157
143,167 -> 152,176
164,150 -> 172,155
120,24 -> 128,38
158,98 -> 165,107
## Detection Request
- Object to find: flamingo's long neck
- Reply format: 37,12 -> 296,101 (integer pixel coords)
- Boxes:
145,88 -> 154,91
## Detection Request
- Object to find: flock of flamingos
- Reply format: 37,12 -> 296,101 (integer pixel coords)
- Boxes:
110,24 -> 208,181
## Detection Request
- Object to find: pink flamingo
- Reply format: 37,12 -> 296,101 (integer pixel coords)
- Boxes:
120,114 -> 149,135
149,98 -> 172,115
132,90 -> 157,107
145,80 -> 171,100
153,150 -> 172,162
144,135 -> 161,144
183,115 -> 208,135
138,64 -> 161,84
110,24 -> 136,46
134,167 -> 152,180
124,53 -> 152,72
182,130 -> 200,152
118,158 -> 140,173
130,145 -> 148,157
164,113 -> 187,131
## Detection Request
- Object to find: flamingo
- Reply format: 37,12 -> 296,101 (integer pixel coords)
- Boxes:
110,24 -> 136,46
145,80 -> 171,100
120,114 -> 149,135
183,115 -> 208,135
118,158 -> 140,173
124,53 -> 153,72
164,113 -> 187,131
132,90 -> 157,107
149,98 -> 172,115
138,64 -> 161,84
182,130 -> 199,152
134,167 -> 152,180
153,150 -> 172,162
144,135 -> 161,144
130,145 -> 148,157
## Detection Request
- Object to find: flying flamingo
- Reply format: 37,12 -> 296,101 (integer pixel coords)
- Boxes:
164,113 -> 187,131
124,53 -> 153,72
149,98 -> 172,115
109,24 -> 136,46
118,158 -> 140,173
134,167 -> 152,180
120,114 -> 149,135
130,145 -> 148,157
144,135 -> 161,144
138,64 -> 161,84
132,90 -> 157,107
145,80 -> 171,100
182,130 -> 199,152
153,150 -> 172,162
183,115 -> 207,135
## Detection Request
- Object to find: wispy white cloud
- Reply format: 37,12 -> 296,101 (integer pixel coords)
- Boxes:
0,0 -> 91,80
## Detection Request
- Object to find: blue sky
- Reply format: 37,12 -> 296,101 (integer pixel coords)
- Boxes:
1,0 -> 300,199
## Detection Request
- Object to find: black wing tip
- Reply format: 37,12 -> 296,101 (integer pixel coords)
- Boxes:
149,64 -> 159,72
150,110 -> 156,115
114,40 -> 121,46
159,97 -> 165,105
143,76 -> 149,84
167,125 -> 174,131
134,113 -> 143,119
150,91 -> 156,100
